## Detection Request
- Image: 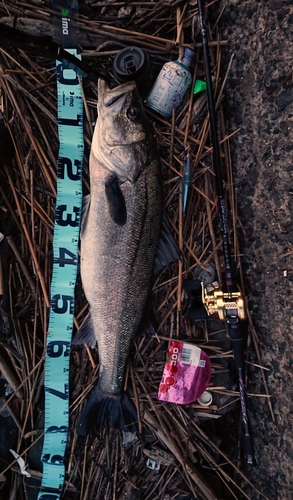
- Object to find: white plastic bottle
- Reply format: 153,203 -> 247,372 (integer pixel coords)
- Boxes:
145,48 -> 195,119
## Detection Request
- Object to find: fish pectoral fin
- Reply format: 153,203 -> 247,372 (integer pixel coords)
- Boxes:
105,175 -> 127,226
155,211 -> 181,273
72,312 -> 96,348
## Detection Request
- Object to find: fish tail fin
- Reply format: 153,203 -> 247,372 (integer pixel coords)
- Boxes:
77,386 -> 138,435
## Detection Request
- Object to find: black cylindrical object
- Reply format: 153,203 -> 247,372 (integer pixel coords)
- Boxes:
197,0 -> 255,466
112,47 -> 150,90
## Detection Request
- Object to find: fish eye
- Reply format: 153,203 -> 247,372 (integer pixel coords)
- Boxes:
127,106 -> 140,121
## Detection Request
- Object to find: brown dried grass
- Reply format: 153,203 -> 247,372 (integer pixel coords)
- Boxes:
0,1 -> 271,499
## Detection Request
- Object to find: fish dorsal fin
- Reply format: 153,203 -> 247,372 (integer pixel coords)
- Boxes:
155,211 -> 181,273
105,175 -> 127,226
72,312 -> 96,348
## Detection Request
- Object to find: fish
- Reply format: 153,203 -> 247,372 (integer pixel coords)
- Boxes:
74,79 -> 162,435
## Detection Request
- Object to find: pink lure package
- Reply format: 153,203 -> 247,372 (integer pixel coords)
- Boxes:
158,341 -> 212,404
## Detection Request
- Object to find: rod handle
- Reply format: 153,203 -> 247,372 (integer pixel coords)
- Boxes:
244,434 -> 255,466
227,318 -> 245,369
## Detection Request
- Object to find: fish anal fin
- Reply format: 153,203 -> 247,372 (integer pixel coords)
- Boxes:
139,298 -> 159,337
72,312 -> 96,348
105,175 -> 127,226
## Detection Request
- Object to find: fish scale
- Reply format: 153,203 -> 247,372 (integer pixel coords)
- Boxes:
82,157 -> 161,393
74,79 -> 162,434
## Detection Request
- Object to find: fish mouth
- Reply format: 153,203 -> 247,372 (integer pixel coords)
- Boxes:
99,79 -> 137,108
94,79 -> 151,182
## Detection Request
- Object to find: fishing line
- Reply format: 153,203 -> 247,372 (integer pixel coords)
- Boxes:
37,4 -> 84,499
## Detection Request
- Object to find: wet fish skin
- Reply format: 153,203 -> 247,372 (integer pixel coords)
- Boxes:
77,80 -> 162,433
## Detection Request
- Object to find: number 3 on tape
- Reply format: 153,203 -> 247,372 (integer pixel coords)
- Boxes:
38,50 -> 83,500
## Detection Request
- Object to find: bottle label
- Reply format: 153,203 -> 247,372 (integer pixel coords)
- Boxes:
145,61 -> 192,118
158,341 -> 212,404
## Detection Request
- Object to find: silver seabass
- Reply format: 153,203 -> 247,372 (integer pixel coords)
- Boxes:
76,79 -> 162,434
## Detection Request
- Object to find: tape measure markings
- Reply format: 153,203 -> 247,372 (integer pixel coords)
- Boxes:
38,50 -> 83,500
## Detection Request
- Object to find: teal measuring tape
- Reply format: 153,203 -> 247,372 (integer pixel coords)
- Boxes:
38,51 -> 83,499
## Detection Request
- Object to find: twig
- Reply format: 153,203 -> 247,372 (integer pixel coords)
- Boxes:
0,350 -> 23,398
7,172 -> 49,307
143,408 -> 219,500
6,235 -> 36,295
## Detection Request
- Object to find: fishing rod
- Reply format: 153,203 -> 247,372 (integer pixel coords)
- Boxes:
196,0 -> 255,465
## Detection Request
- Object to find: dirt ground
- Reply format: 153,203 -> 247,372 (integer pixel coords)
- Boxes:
220,1 -> 293,499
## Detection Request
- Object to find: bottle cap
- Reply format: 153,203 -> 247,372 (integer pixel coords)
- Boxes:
197,390 -> 213,406
113,47 -> 150,89
182,48 -> 195,63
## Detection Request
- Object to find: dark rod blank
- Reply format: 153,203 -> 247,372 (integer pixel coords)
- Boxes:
197,0 -> 255,465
